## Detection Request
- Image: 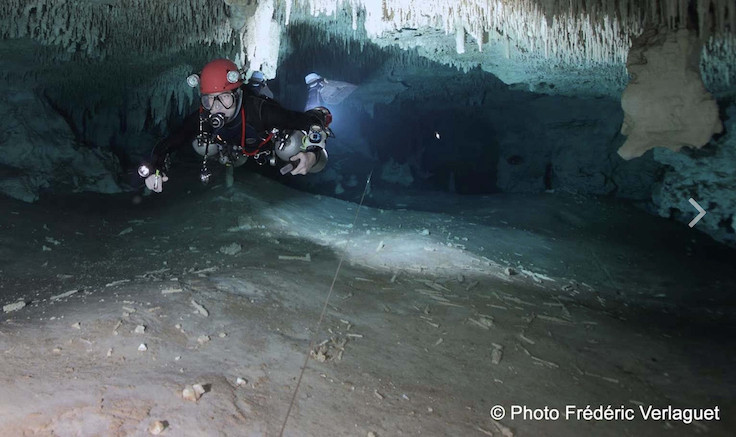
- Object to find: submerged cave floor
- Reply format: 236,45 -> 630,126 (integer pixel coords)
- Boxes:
0,172 -> 734,436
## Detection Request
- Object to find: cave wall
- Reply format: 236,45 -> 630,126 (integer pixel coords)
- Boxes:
652,101 -> 736,245
0,39 -> 123,201
276,31 -> 660,202
0,0 -> 236,199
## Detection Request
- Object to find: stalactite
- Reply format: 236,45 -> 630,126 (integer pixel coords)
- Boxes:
3,0 -> 733,102
702,32 -> 736,91
271,0 -> 734,83
0,0 -> 232,58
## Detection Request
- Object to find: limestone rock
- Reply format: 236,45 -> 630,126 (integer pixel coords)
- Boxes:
182,386 -> 199,402
619,27 -> 722,160
380,158 -> 414,187
3,301 -> 26,313
651,103 -> 736,246
182,383 -> 206,402
219,242 -> 242,255
148,420 -> 167,435
0,86 -> 121,202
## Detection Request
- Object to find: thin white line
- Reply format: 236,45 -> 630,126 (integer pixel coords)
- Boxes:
279,170 -> 373,436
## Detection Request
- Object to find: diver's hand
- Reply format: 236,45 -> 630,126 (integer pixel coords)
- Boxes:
145,172 -> 168,193
289,151 -> 317,175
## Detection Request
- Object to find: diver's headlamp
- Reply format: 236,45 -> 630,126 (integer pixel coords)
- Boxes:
137,164 -> 151,178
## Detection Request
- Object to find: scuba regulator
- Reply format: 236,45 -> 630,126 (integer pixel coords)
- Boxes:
193,112 -> 241,184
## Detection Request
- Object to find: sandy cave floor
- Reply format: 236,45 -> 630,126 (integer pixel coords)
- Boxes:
0,171 -> 735,436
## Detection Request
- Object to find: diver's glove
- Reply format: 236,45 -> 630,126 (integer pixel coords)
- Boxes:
144,171 -> 168,193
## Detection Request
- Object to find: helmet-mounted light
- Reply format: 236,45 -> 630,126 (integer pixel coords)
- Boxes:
186,74 -> 200,88
227,70 -> 241,84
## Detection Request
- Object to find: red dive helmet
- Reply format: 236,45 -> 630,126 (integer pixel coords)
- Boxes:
187,59 -> 242,94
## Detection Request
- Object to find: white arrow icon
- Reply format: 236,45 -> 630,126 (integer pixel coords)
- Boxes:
688,198 -> 706,228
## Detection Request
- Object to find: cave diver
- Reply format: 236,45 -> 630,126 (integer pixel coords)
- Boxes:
137,59 -> 332,192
